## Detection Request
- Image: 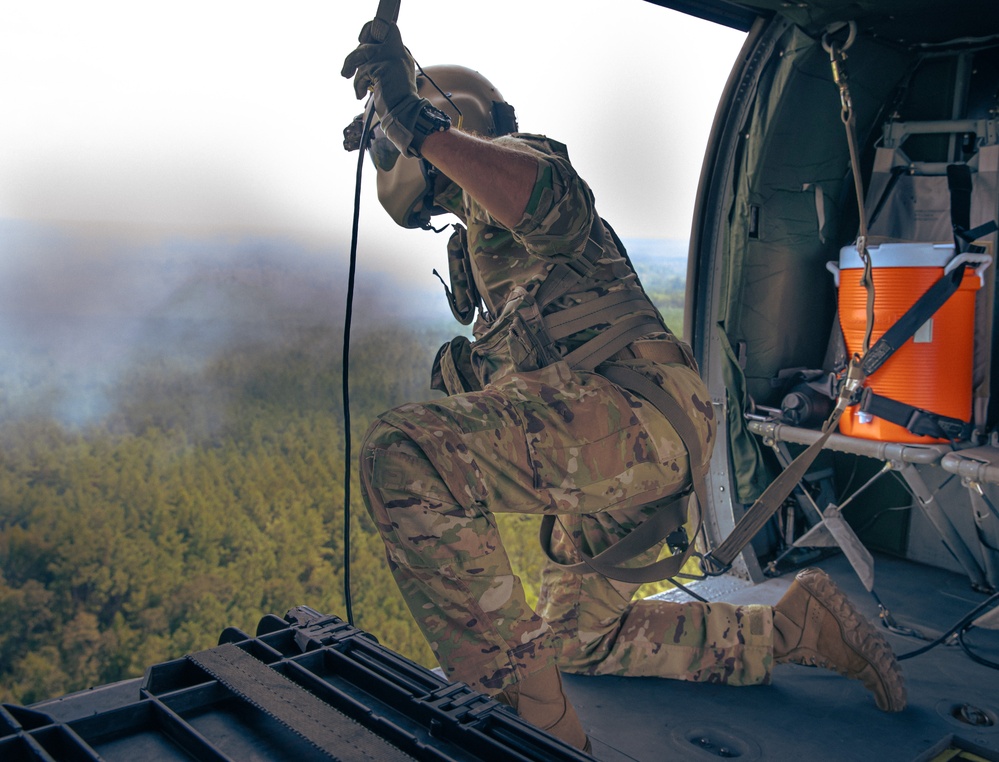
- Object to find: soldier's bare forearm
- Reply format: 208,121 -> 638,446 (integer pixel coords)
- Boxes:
421,129 -> 537,229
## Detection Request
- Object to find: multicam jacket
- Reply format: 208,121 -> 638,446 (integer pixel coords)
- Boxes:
433,133 -> 695,397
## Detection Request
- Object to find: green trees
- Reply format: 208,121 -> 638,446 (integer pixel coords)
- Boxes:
0,324 -> 446,703
0,247 -> 689,703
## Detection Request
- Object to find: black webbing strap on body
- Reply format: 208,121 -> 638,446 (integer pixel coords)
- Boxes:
188,643 -> 415,762
539,365 -> 708,583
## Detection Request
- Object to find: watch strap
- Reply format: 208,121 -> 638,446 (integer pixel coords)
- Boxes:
380,98 -> 451,158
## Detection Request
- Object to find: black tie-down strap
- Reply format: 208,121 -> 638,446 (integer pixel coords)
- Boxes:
856,218 -> 997,439
857,389 -> 975,441
188,643 -> 415,762
860,259 -> 969,378
861,219 -> 997,380
539,364 -> 708,584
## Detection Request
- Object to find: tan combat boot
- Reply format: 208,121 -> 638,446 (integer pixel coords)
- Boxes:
773,568 -> 906,712
497,662 -> 591,752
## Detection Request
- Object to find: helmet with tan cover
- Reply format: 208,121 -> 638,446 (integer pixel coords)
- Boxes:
368,65 -> 518,228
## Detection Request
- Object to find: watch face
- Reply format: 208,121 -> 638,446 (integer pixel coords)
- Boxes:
421,104 -> 451,130
424,105 -> 449,121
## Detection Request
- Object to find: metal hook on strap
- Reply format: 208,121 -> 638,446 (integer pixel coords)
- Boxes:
697,552 -> 733,578
821,20 -> 857,56
824,21 -> 858,120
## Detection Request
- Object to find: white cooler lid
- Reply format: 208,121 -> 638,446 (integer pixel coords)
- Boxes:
839,242 -> 955,269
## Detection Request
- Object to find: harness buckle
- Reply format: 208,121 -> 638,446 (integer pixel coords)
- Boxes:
666,526 -> 689,555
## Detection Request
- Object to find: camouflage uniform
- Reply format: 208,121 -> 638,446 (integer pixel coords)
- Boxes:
360,134 -> 774,696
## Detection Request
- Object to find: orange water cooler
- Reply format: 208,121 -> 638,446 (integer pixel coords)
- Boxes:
833,242 -> 986,443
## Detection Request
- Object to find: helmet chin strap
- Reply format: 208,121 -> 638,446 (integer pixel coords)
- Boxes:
415,160 -> 438,229
417,160 -> 451,232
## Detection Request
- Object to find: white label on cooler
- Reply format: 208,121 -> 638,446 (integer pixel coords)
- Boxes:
914,319 -> 933,343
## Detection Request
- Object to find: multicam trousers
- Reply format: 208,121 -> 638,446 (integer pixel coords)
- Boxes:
360,359 -> 774,695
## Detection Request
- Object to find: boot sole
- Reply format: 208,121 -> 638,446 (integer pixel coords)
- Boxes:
795,568 -> 907,712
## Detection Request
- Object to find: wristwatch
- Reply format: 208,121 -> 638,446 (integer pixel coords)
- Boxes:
380,98 -> 452,159
410,102 -> 451,156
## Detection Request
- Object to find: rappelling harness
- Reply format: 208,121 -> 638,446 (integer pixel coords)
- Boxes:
432,210 -> 710,585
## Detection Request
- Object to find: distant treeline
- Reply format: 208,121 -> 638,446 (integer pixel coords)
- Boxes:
0,248 -> 687,705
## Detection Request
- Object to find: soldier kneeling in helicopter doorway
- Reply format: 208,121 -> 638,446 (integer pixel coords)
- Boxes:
341,21 -> 906,752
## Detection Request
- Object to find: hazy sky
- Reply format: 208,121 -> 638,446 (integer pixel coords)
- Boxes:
0,1 -> 746,278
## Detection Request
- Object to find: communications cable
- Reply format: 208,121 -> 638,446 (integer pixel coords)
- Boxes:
897,590 -> 999,667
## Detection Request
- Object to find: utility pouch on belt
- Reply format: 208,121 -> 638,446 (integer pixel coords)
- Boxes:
431,335 -> 480,396
468,286 -> 562,387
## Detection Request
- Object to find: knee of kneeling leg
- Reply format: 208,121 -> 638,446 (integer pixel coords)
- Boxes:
361,417 -> 401,458
360,419 -> 412,483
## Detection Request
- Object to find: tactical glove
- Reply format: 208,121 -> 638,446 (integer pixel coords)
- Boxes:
342,22 -> 417,113
341,22 -> 446,158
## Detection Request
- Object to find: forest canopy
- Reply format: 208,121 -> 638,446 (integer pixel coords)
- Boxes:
0,228 -> 688,704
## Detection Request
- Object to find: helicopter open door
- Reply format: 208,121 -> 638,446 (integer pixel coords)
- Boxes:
658,0 -> 999,588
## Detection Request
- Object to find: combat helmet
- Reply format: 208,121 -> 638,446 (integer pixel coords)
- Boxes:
366,65 -> 518,229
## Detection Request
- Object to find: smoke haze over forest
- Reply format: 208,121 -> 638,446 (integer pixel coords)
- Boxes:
0,219 -> 688,426
0,220 -> 445,424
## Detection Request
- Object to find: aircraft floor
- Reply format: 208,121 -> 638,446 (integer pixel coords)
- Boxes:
565,553 -> 999,762
24,553 -> 997,761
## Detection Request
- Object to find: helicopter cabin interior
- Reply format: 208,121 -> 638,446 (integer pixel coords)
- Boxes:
689,9 -> 999,596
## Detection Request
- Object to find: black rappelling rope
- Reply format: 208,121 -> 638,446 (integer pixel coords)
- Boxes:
342,106 -> 376,627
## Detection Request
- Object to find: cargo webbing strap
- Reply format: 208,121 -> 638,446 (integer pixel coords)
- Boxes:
950,163 -> 974,237
188,643 -> 414,762
706,360 -> 864,570
859,264 -> 968,378
539,365 -> 707,583
857,391 -> 974,440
